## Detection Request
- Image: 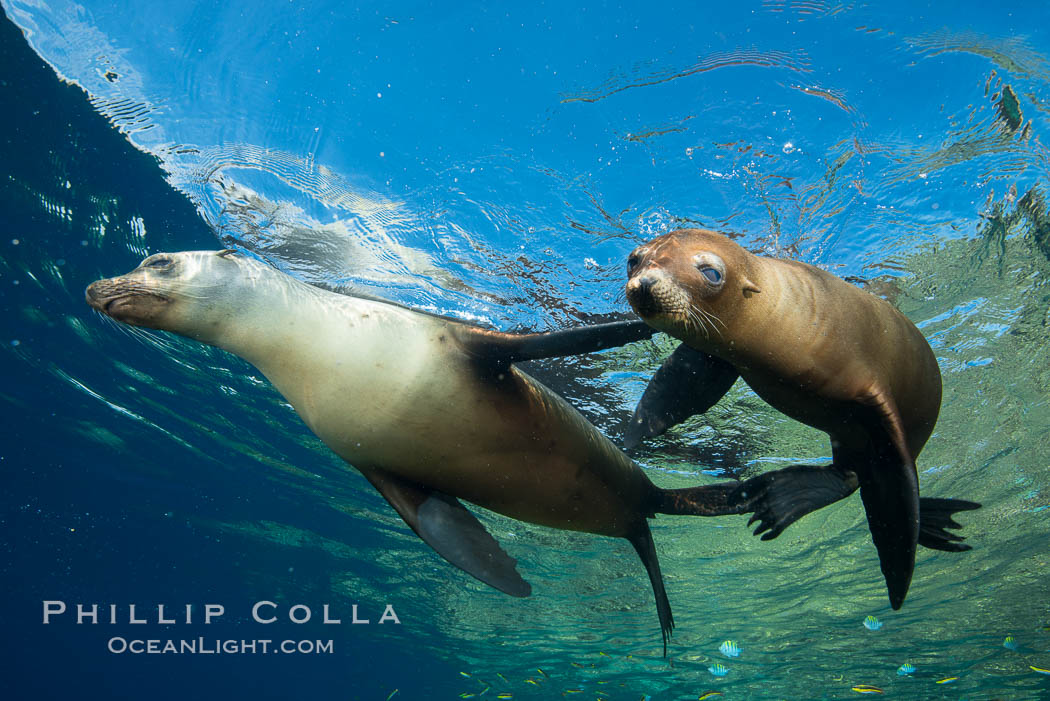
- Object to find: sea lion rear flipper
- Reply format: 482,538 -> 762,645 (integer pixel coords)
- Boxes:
625,524 -> 674,657
727,460 -> 980,550
359,467 -> 531,598
727,464 -> 859,540
624,343 -> 739,449
457,319 -> 656,366
917,497 -> 982,552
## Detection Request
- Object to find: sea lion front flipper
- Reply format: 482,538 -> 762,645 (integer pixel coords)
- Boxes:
359,467 -> 531,598
858,458 -> 919,610
857,391 -> 921,610
624,343 -> 739,449
625,524 -> 674,657
728,464 -> 859,540
456,319 -> 656,367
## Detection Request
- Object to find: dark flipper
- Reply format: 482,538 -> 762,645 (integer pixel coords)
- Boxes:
625,343 -> 739,449
456,319 -> 656,367
856,391 -> 921,609
729,464 -> 860,540
359,467 -> 531,598
859,460 -> 919,610
917,497 -> 982,552
626,524 -> 674,657
725,463 -> 981,553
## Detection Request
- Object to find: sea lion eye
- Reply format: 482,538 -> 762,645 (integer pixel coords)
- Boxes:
143,255 -> 173,270
700,267 -> 722,284
692,252 -> 726,287
627,254 -> 640,272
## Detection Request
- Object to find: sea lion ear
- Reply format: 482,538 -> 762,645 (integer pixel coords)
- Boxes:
742,278 -> 761,296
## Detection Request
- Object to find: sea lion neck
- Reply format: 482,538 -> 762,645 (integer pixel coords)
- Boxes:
206,268 -> 335,371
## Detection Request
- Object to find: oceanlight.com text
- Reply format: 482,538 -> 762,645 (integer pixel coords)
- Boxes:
107,637 -> 334,655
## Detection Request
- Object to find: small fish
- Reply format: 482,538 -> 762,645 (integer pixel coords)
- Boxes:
537,668 -> 549,678
851,685 -> 883,694
1003,634 -> 1019,650
718,640 -> 741,658
897,663 -> 916,676
562,689 -> 583,695
1031,665 -> 1050,675
386,691 -> 399,701
936,677 -> 958,684
708,663 -> 729,677
525,679 -> 540,686
496,673 -> 510,684
459,694 -> 476,699
699,693 -> 724,700
862,615 -> 882,631
459,672 -> 472,678
496,694 -> 513,700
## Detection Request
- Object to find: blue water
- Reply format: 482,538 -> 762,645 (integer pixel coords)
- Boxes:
2,1 -> 1050,698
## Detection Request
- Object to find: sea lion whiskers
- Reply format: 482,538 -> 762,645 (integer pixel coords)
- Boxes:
683,306 -> 712,340
122,319 -> 179,353
688,303 -> 725,340
91,309 -> 181,354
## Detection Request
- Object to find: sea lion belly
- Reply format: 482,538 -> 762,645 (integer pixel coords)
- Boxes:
240,292 -> 651,537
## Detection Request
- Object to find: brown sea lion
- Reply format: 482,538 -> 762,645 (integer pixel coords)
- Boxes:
86,249 -> 752,654
624,228 -> 980,609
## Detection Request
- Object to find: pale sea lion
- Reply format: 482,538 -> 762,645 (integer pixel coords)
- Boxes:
624,228 -> 980,609
86,249 -> 749,653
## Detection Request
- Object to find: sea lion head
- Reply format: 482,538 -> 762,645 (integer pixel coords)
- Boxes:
86,249 -> 257,340
625,228 -> 761,341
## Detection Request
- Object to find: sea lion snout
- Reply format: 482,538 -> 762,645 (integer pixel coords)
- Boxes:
625,270 -> 659,310
86,273 -> 174,326
626,265 -> 693,322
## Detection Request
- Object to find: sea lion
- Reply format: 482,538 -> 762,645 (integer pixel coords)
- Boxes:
624,228 -> 980,609
86,249 -> 749,654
